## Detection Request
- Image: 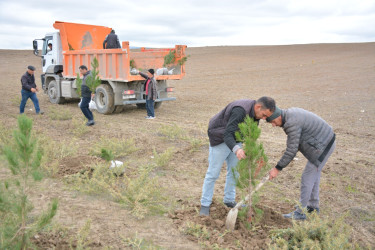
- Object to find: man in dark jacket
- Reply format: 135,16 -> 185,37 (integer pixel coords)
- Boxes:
139,69 -> 157,119
79,65 -> 95,126
267,107 -> 336,220
103,30 -> 121,49
200,97 -> 276,216
20,65 -> 44,115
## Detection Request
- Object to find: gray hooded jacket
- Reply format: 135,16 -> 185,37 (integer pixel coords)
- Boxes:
276,108 -> 335,169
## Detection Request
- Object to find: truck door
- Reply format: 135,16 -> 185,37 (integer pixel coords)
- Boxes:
42,36 -> 55,73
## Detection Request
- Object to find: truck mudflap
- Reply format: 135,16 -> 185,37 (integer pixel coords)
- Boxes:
123,97 -> 176,105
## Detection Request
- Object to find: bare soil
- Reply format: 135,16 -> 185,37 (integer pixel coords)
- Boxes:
0,43 -> 374,249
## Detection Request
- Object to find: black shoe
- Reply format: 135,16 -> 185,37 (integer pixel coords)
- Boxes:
224,202 -> 237,208
200,206 -> 210,216
307,206 -> 320,214
86,120 -> 95,126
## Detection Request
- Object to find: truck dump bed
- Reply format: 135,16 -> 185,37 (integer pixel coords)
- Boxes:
54,21 -> 186,82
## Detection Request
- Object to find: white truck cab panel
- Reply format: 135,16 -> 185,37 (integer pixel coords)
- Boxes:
41,32 -> 63,73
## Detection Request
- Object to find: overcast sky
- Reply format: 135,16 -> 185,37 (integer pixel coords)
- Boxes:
0,0 -> 374,49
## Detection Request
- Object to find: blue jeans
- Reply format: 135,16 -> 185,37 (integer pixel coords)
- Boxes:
200,143 -> 240,207
80,97 -> 94,121
20,89 -> 40,114
146,99 -> 155,117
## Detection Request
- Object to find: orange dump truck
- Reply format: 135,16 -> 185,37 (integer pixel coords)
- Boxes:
32,21 -> 187,114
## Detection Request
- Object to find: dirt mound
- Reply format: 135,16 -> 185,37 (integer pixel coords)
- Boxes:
170,200 -> 292,249
31,231 -> 102,249
56,155 -> 103,177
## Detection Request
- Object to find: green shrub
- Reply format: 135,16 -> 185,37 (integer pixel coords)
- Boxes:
66,163 -> 166,219
269,213 -> 354,249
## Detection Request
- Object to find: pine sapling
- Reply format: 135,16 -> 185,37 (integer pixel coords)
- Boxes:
75,72 -> 82,96
75,57 -> 101,96
163,50 -> 175,67
233,116 -> 270,226
86,57 -> 101,93
2,115 -> 58,249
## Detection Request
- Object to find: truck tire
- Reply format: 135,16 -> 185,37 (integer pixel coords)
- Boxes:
48,80 -> 65,104
154,102 -> 162,109
95,84 -> 115,114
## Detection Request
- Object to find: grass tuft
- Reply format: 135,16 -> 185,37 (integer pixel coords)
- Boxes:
153,147 -> 174,169
90,137 -> 138,158
48,106 -> 73,120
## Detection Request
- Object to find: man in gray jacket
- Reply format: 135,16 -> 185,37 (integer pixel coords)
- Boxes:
267,107 -> 336,220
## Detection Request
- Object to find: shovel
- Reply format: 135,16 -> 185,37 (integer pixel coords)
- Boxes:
225,174 -> 270,231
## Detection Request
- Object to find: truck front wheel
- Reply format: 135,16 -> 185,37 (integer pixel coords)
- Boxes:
48,80 -> 65,104
95,84 -> 115,115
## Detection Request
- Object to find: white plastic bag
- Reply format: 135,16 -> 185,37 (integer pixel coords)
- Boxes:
78,98 -> 97,110
110,160 -> 124,169
89,100 -> 97,110
156,67 -> 168,75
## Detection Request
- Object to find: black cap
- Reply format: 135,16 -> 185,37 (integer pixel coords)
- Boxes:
28,65 -> 36,71
266,106 -> 282,122
148,69 -> 154,75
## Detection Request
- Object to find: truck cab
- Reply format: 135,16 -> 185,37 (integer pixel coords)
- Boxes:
33,32 -> 63,91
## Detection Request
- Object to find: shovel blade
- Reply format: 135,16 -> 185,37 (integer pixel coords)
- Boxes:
225,208 -> 239,231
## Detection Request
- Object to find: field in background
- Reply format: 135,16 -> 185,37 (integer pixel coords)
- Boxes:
0,43 -> 374,248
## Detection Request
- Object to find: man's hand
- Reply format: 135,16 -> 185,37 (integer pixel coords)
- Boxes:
235,148 -> 246,160
30,88 -> 37,93
269,167 -> 280,180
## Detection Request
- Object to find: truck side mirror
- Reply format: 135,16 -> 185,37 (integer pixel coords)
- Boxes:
33,40 -> 39,56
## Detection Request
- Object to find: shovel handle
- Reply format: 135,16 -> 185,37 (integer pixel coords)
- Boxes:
233,174 -> 270,209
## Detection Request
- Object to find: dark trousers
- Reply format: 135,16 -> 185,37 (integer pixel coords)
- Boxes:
20,89 -> 40,113
146,99 -> 155,117
80,97 -> 94,121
